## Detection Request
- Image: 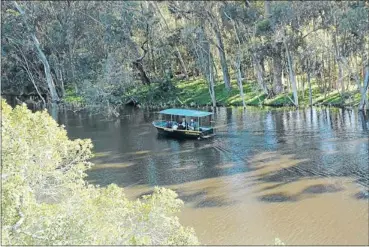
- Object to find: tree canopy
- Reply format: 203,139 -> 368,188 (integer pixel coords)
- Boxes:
1,1 -> 369,109
1,99 -> 199,245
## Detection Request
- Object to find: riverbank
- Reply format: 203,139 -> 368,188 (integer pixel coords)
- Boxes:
122,77 -> 363,109
9,77 -> 363,114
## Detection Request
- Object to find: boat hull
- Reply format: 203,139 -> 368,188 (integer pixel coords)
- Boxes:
152,120 -> 215,140
155,127 -> 202,139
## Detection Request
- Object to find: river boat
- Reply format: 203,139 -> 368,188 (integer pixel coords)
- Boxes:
152,108 -> 215,139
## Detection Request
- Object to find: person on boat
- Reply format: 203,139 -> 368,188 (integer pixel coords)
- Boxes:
177,117 -> 184,130
189,119 -> 196,130
181,117 -> 186,127
172,122 -> 178,130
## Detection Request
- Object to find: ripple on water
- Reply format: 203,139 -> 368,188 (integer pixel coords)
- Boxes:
63,107 -> 369,245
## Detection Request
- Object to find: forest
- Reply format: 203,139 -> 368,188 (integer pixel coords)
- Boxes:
2,2 -> 368,245
1,1 -> 369,113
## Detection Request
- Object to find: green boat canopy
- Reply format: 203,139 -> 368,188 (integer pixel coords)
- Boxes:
159,108 -> 213,117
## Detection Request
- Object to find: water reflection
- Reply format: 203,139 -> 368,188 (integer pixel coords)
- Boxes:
57,107 -> 369,188
58,106 -> 369,245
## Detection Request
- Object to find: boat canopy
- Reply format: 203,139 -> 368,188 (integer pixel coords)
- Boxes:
159,108 -> 213,117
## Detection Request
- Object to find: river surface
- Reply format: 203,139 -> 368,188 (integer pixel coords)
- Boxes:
56,106 -> 369,245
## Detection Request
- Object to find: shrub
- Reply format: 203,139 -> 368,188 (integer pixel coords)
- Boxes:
1,99 -> 199,245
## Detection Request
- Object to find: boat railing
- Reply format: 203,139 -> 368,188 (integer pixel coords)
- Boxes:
153,120 -> 213,132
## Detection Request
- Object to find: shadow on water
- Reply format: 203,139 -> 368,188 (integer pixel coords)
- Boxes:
258,192 -> 298,203
301,184 -> 343,194
354,191 -> 369,200
137,187 -> 238,208
59,106 -> 369,205
194,197 -> 238,208
258,184 -> 344,203
57,106 -> 369,245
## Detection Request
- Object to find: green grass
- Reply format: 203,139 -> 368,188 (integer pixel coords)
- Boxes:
64,88 -> 84,104
122,77 -> 365,109
176,78 -> 266,106
313,90 -> 362,107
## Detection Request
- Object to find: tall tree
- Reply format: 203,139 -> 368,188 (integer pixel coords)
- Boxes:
13,1 -> 60,103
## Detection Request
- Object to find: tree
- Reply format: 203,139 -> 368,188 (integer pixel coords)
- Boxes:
2,1 -> 368,108
13,1 -> 60,103
222,4 -> 246,107
358,66 -> 369,111
1,99 -> 199,245
192,25 -> 217,107
207,3 -> 232,91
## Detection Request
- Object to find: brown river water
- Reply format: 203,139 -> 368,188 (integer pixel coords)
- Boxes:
56,106 -> 369,245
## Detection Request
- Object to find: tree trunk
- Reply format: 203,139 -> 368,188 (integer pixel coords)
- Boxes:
240,62 -> 245,79
302,74 -> 305,100
211,56 -> 219,81
308,72 -> 312,107
127,36 -> 151,86
321,54 -> 328,98
213,26 -> 231,91
153,1 -> 186,81
359,66 -> 369,111
327,50 -> 332,96
60,65 -> 66,98
193,26 -> 215,107
14,1 -> 60,103
236,60 -> 246,108
22,65 -> 46,107
234,51 -> 245,107
149,40 -> 157,75
175,46 -> 189,80
54,57 -> 65,98
16,46 -> 47,106
133,61 -> 151,85
229,17 -> 245,107
307,59 -> 312,107
284,40 -> 298,106
332,28 -> 345,94
32,36 -> 59,102
68,44 -> 78,94
337,61 -> 345,94
253,55 -> 268,94
281,67 -> 286,92
341,57 -> 369,108
272,51 -> 283,95
208,52 -> 216,108
264,1 -> 271,18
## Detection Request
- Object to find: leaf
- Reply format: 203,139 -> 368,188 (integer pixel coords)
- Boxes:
6,9 -> 20,16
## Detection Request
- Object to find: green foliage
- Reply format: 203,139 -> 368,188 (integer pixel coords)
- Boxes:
339,4 -> 369,34
256,19 -> 272,35
124,81 -> 179,108
125,77 -> 363,108
2,1 -> 368,109
64,87 -> 84,104
177,79 -> 267,107
1,99 -> 199,245
6,9 -> 20,16
270,2 -> 293,27
264,93 -> 294,106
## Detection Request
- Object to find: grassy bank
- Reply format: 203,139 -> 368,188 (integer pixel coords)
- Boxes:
122,77 -> 364,109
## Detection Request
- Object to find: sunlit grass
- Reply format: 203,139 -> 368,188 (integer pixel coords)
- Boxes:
122,76 -> 366,108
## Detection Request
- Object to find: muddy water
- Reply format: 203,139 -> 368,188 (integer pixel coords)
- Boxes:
58,107 -> 369,245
